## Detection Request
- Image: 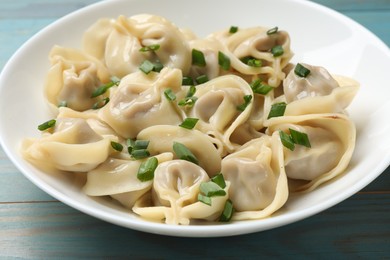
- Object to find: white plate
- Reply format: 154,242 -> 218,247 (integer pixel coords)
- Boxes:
1,0 -> 390,237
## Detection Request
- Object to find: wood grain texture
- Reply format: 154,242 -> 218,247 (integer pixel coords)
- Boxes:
0,0 -> 389,258
1,193 -> 389,258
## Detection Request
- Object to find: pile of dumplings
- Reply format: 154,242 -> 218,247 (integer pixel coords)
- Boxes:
22,14 -> 359,225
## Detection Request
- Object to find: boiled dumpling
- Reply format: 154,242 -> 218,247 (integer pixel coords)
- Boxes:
221,133 -> 288,220
133,160 -> 229,224
265,113 -> 356,192
21,111 -> 114,172
45,46 -> 111,112
283,63 -> 359,115
99,67 -> 185,138
83,14 -> 191,78
137,125 -> 221,176
208,26 -> 293,87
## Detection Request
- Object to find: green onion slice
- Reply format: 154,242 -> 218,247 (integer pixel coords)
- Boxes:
219,199 -> 234,222
267,102 -> 287,119
182,76 -> 194,86
164,88 -> 176,101
241,56 -> 262,67
37,119 -> 56,131
267,26 -> 279,35
200,182 -> 226,197
173,142 -> 199,165
198,194 -> 212,206
131,149 -> 150,160
134,140 -> 150,150
110,141 -> 123,152
237,95 -> 252,111
195,74 -> 209,84
92,97 -> 110,109
271,45 -> 284,57
250,79 -> 273,95
152,61 -> 164,73
91,77 -> 120,98
279,130 -> 295,151
178,96 -> 198,107
137,157 -> 158,182
186,85 -> 196,97
139,60 -> 155,74
179,118 -> 199,130
192,49 -> 206,67
218,51 -> 231,70
139,44 -> 160,52
289,128 -> 311,148
229,26 -> 238,34
294,63 -> 311,77
211,173 -> 226,189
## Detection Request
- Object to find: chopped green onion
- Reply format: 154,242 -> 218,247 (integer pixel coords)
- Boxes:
131,149 -> 150,160
186,85 -> 196,97
195,74 -> 209,84
271,45 -> 284,57
182,76 -> 194,86
267,26 -> 279,35
137,157 -> 158,182
37,119 -> 56,131
229,26 -> 238,34
240,56 -> 262,67
200,182 -> 226,197
58,101 -> 67,107
91,77 -> 120,98
289,128 -> 311,148
179,117 -> 199,130
178,96 -> 198,107
294,63 -> 311,77
267,102 -> 287,119
92,97 -> 110,109
219,199 -> 234,222
250,79 -> 273,95
198,194 -> 212,206
134,140 -> 150,150
237,95 -> 252,111
218,51 -> 231,70
139,44 -> 160,52
173,142 -> 199,165
139,60 -> 155,74
152,61 -> 164,73
279,130 -> 295,151
111,141 -> 123,152
164,88 -> 176,101
211,173 -> 226,189
192,49 -> 206,67
127,139 -> 150,156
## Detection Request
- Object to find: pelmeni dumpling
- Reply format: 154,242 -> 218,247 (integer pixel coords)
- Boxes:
137,125 -> 221,176
133,160 -> 229,224
188,74 -> 254,155
99,67 -> 185,139
283,63 -> 359,116
83,14 -> 191,78
45,46 -> 111,112
221,133 -> 288,220
208,27 -> 293,87
187,38 -> 223,80
266,113 -> 356,192
83,152 -> 173,208
21,114 -> 114,172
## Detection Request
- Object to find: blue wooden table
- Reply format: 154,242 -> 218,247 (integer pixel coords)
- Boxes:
1,0 -> 389,258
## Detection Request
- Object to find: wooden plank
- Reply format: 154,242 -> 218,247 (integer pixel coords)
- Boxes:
0,193 -> 389,258
312,0 -> 390,12
0,0 -> 99,18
